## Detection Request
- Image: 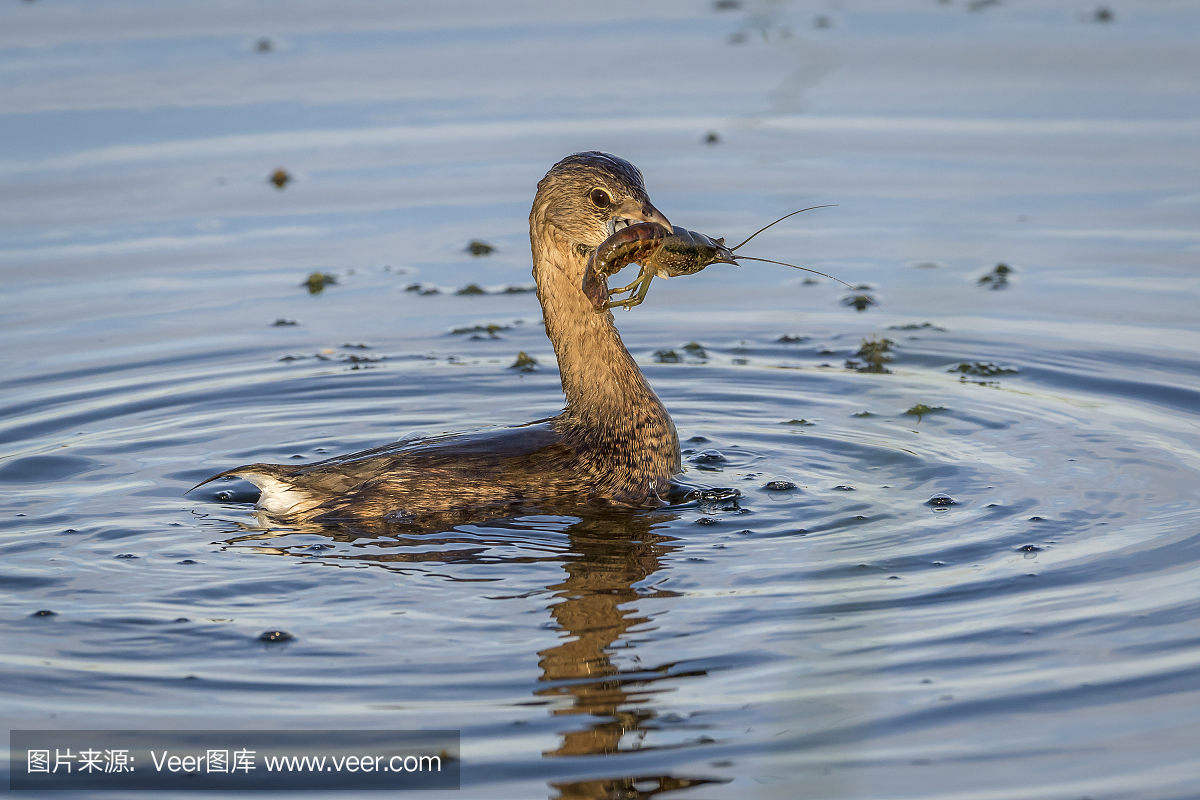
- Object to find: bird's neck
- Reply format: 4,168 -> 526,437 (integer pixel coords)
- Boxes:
532,223 -> 673,434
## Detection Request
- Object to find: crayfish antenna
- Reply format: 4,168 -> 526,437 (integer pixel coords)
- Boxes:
730,205 -> 837,251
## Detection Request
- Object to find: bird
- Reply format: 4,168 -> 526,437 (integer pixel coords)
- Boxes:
193,152 -> 684,524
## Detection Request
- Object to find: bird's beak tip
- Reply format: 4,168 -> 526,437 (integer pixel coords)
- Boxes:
612,198 -> 672,233
641,204 -> 672,232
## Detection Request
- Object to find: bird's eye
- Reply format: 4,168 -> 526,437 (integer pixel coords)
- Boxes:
589,189 -> 611,209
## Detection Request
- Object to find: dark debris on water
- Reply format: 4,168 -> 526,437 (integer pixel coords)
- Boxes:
846,336 -> 894,373
950,362 -> 1018,377
510,351 -> 537,372
452,323 -> 510,338
303,272 -> 336,294
905,404 -> 946,421
279,349 -> 386,370
841,285 -> 877,311
889,322 -> 945,332
654,349 -> 682,363
406,282 -> 534,296
978,262 -> 1012,289
655,343 -> 707,363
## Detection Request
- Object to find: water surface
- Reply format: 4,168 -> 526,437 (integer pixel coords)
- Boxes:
3,2 -> 1200,798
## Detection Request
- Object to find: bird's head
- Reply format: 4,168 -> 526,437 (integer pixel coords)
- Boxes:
531,152 -> 672,250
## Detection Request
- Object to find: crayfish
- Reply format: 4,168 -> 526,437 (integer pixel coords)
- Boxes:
582,206 -> 867,311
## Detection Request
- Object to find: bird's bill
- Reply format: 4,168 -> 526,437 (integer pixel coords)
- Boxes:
609,198 -> 672,234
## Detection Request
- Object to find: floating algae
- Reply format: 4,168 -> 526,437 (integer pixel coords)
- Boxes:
842,285 -> 877,311
846,336 -> 894,373
654,349 -> 682,363
904,403 -> 947,422
977,263 -> 1012,289
451,323 -> 510,337
889,322 -> 945,332
510,351 -> 538,372
950,362 -> 1018,377
303,272 -> 336,294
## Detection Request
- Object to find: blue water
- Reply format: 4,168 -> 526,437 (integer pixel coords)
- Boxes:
3,2 -> 1200,798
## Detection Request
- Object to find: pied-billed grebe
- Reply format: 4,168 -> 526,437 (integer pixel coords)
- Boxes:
195,152 -> 684,522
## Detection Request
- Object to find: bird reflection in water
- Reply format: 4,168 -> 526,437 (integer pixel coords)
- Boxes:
533,512 -> 723,799
219,508 -> 730,800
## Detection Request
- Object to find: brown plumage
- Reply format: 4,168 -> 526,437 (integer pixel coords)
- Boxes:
193,152 -> 682,523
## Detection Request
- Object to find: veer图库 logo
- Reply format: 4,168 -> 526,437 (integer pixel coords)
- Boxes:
8,730 -> 459,791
